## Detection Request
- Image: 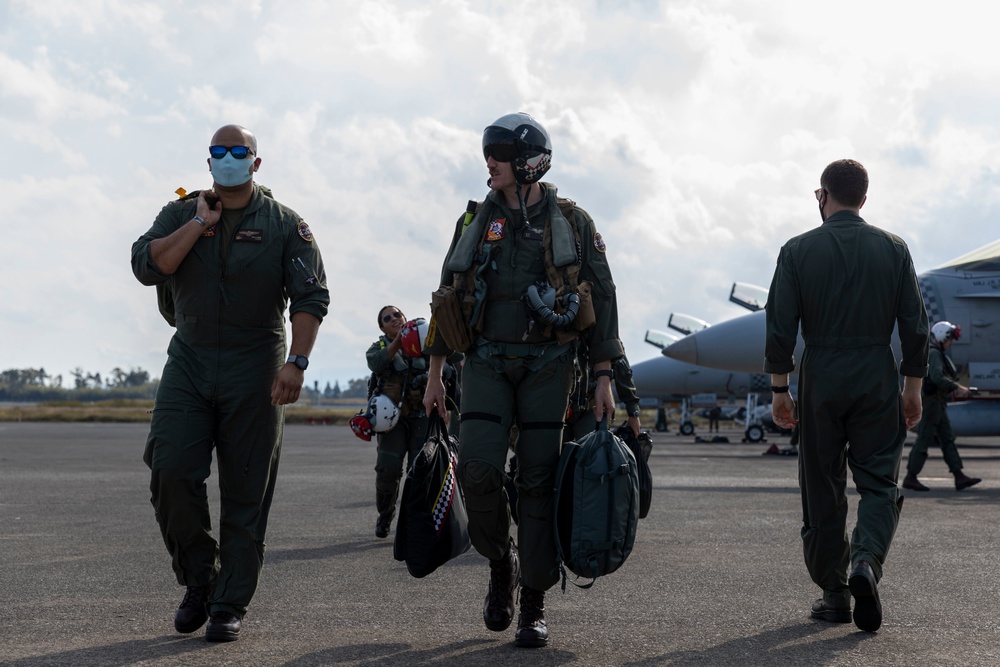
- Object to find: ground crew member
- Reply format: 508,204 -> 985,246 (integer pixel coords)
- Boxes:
130,124 -> 329,642
765,159 -> 928,633
422,112 -> 626,649
708,405 -> 722,433
366,306 -> 432,538
903,321 -> 982,492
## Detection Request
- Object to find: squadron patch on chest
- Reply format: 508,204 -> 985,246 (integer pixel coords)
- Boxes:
593,232 -> 607,253
297,221 -> 314,242
201,226 -> 216,238
235,229 -> 263,243
486,218 -> 506,241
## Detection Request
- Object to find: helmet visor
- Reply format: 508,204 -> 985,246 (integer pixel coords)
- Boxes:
482,125 -> 518,162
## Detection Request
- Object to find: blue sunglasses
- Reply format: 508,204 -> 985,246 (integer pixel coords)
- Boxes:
209,145 -> 254,160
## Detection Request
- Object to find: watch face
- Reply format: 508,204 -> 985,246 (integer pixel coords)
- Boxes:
291,355 -> 308,370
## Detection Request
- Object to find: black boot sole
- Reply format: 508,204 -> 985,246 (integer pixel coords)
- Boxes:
514,630 -> 549,648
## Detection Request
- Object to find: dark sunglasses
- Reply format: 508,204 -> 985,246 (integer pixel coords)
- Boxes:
483,142 -> 519,163
209,145 -> 255,160
381,311 -> 404,324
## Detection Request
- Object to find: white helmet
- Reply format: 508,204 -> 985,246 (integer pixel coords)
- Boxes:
930,321 -> 961,345
368,394 -> 401,432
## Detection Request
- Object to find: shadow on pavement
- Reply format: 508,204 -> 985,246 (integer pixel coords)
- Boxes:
622,621 -> 872,666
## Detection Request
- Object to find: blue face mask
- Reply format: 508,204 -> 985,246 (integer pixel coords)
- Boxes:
210,153 -> 255,187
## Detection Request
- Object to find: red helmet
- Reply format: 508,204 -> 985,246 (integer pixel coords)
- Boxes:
349,413 -> 373,442
400,318 -> 430,357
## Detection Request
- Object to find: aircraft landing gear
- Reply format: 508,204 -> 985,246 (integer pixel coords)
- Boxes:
742,392 -> 766,443
655,406 -> 668,432
679,421 -> 695,436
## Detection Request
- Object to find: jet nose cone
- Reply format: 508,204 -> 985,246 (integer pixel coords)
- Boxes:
664,335 -> 698,365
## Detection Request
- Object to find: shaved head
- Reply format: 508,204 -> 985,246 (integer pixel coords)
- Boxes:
211,124 -> 257,154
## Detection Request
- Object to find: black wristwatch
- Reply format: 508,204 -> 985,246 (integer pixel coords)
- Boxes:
770,385 -> 789,393
626,402 -> 640,418
287,354 -> 309,370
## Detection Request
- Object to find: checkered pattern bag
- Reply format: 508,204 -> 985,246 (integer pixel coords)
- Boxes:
393,414 -> 471,578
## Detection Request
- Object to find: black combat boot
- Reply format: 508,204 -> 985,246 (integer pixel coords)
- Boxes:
375,490 -> 396,538
514,585 -> 549,648
902,472 -> 929,492
174,584 -> 212,633
483,541 -> 520,631
205,611 -> 241,642
954,470 -> 982,491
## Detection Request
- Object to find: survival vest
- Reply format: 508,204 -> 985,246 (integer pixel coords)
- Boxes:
429,189 -> 595,352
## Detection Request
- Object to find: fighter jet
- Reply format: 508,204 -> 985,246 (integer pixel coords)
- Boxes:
630,353 -> 772,436
633,309 -> 772,436
663,239 -> 1000,436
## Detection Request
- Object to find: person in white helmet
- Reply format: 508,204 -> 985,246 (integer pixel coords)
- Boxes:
902,321 -> 982,492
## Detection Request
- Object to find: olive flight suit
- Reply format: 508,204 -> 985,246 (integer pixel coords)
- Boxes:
366,336 -> 432,525
764,211 -> 928,606
907,344 -> 966,475
429,183 -> 624,591
131,185 -> 330,618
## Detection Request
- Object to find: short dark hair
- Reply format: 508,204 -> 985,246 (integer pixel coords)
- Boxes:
820,159 -> 868,208
377,305 -> 402,327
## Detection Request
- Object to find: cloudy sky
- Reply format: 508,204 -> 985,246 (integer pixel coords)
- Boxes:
2,0 -> 999,390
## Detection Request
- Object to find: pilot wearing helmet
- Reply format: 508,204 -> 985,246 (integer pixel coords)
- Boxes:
903,321 -> 982,492
422,112 -> 626,649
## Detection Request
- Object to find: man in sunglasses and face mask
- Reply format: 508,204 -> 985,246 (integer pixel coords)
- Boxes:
131,124 -> 330,642
422,112 -> 627,648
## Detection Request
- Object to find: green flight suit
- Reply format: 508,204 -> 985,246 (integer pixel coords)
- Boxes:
131,185 -> 330,618
366,336 -> 431,523
907,344 -> 965,475
764,211 -> 928,604
430,183 -> 624,591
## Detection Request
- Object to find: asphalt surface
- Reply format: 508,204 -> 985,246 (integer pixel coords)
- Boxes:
1,422 -> 998,666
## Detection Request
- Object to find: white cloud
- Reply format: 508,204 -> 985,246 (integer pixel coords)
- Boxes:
2,0 -> 1000,387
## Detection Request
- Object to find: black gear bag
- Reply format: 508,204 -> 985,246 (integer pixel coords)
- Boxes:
393,414 -> 471,578
554,417 -> 640,589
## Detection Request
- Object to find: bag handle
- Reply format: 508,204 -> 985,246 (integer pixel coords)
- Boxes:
423,410 -> 450,443
590,414 -> 610,434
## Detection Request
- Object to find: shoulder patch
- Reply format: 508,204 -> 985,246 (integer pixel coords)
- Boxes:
593,232 -> 607,253
297,221 -> 314,242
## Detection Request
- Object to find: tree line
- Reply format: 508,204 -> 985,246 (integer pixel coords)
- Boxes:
0,367 -> 374,402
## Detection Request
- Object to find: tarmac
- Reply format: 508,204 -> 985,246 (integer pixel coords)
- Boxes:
1,422 -> 997,667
